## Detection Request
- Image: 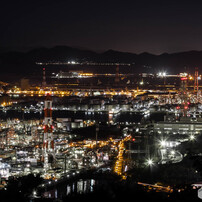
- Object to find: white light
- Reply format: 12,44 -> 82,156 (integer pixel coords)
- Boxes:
190,135 -> 195,141
159,139 -> 167,147
158,72 -> 166,77
147,159 -> 154,166
33,190 -> 37,196
171,150 -> 175,155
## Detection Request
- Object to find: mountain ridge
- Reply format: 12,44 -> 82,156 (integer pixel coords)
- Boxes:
0,46 -> 202,81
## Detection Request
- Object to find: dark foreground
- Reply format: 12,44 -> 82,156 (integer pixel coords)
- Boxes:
0,172 -> 201,202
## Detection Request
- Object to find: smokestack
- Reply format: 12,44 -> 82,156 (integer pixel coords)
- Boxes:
43,93 -> 54,170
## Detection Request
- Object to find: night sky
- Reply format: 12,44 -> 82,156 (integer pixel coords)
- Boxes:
1,0 -> 202,54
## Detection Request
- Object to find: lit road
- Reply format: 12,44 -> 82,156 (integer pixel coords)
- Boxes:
137,182 -> 173,193
114,135 -> 131,179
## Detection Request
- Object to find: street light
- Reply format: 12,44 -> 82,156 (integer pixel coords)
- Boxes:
146,158 -> 154,166
158,72 -> 167,77
190,134 -> 195,141
33,190 -> 37,197
159,139 -> 167,147
146,158 -> 154,182
170,150 -> 175,155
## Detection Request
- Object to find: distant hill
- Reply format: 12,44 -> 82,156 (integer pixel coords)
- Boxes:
0,46 -> 201,81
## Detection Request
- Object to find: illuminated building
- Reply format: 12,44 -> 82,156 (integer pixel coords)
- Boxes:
153,117 -> 202,135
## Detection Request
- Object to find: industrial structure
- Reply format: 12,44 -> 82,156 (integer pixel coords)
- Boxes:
42,67 -> 47,88
180,76 -> 188,116
194,67 -> 199,94
43,93 -> 55,171
115,64 -> 120,83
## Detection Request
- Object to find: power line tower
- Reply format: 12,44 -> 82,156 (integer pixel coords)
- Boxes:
42,67 -> 47,88
194,67 -> 199,94
115,64 -> 120,83
95,123 -> 99,164
180,77 -> 188,116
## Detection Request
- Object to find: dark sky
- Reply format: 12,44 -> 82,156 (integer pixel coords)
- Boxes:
1,0 -> 202,54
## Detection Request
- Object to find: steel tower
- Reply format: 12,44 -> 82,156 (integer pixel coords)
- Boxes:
43,93 -> 54,170
180,77 -> 188,116
194,67 -> 199,93
42,67 -> 47,88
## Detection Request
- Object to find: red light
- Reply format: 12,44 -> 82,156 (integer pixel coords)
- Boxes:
184,106 -> 188,109
181,77 -> 187,80
132,138 -> 135,141
176,106 -> 180,109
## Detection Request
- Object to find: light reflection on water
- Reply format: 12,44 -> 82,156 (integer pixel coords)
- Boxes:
0,110 -> 145,123
43,179 -> 95,199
